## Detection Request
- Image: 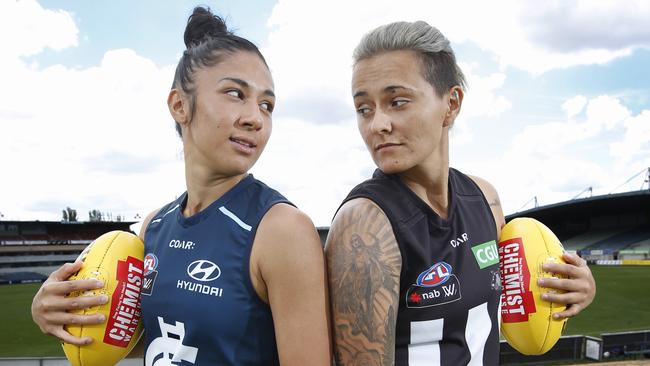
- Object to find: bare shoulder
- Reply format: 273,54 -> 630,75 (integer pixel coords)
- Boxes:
468,175 -> 498,202
327,197 -> 393,239
468,174 -> 505,235
254,203 -> 323,278
257,203 -> 321,250
326,197 -> 401,275
138,208 -> 161,241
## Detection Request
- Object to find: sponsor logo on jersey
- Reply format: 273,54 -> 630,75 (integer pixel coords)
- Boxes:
450,232 -> 469,248
187,260 -> 221,282
407,261 -> 462,308
169,239 -> 196,250
104,256 -> 143,348
142,253 -> 158,296
177,259 -> 224,298
499,237 -> 536,322
471,240 -> 499,269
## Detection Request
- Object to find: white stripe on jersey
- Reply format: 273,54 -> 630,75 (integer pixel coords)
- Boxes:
150,203 -> 181,225
163,204 -> 180,218
409,318 -> 444,366
219,206 -> 252,231
466,302 -> 491,366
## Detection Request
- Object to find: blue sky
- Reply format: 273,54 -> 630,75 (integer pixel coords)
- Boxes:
1,0 -> 649,225
33,0 -> 276,68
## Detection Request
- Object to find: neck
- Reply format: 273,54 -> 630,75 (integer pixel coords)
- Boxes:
399,131 -> 450,219
183,157 -> 247,217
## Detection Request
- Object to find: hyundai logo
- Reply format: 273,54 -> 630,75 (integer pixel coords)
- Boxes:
187,260 -> 221,282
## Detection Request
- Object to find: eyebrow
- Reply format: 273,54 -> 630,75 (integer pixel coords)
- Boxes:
220,77 -> 275,98
353,85 -> 414,99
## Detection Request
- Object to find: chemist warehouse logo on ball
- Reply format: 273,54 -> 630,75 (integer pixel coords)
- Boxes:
177,259 -> 225,298
499,238 -> 536,322
406,261 -> 462,308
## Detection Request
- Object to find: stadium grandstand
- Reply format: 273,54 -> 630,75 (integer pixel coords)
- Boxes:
0,220 -> 135,284
506,175 -> 650,265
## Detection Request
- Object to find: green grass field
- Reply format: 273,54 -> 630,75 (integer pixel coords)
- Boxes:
0,265 -> 649,357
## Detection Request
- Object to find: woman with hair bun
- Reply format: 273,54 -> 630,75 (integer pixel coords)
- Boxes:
31,7 -> 331,365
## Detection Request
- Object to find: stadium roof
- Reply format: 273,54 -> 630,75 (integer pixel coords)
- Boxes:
506,189 -> 650,223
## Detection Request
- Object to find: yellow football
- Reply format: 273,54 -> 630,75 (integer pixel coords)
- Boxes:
498,217 -> 568,355
63,230 -> 144,366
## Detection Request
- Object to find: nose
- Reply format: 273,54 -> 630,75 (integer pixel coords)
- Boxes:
239,100 -> 264,131
370,108 -> 392,134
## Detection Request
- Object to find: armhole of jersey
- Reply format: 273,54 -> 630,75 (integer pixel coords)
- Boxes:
242,199 -> 295,308
142,207 -> 164,243
342,194 -> 407,281
464,175 -> 498,236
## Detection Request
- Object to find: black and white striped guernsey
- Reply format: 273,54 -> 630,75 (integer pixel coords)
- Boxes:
343,168 -> 501,366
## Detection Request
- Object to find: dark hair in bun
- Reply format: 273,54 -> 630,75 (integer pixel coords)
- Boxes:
172,6 -> 268,136
183,7 -> 229,48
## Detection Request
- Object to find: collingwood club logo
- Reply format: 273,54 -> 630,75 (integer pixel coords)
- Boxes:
187,260 -> 221,282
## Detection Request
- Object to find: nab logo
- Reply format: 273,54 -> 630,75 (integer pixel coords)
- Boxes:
187,260 -> 221,282
417,262 -> 453,287
144,253 -> 158,275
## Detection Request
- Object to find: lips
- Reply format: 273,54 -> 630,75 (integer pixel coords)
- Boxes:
229,137 -> 257,148
375,142 -> 402,151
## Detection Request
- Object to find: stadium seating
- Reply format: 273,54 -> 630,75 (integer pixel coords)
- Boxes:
561,228 -> 625,251
583,225 -> 650,251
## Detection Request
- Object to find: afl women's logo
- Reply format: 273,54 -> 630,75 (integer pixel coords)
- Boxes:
144,253 -> 158,275
417,261 -> 453,287
187,259 -> 221,282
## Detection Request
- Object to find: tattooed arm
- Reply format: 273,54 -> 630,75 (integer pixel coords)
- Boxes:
325,198 -> 401,366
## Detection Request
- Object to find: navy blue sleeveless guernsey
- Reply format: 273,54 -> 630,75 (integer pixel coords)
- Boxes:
141,175 -> 289,366
343,168 -> 501,366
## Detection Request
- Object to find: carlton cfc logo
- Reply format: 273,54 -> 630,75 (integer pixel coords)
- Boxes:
417,261 -> 453,287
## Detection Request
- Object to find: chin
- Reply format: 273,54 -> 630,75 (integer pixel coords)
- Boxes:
375,159 -> 410,175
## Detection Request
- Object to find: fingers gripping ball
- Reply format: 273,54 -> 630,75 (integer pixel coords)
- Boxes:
63,231 -> 145,366
498,218 -> 568,355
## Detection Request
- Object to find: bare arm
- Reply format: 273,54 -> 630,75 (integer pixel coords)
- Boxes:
469,175 -> 505,238
325,198 -> 401,366
253,203 -> 331,365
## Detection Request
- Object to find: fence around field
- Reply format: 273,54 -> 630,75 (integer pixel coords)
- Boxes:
2,331 -> 648,365
0,358 -> 142,365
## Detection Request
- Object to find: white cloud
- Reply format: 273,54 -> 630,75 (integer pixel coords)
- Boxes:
252,117 -> 375,225
521,0 -> 650,53
610,110 -> 650,165
0,19 -> 184,220
267,0 -> 649,75
460,63 -> 511,119
0,0 -> 78,58
490,95 -> 649,214
562,95 -> 588,118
